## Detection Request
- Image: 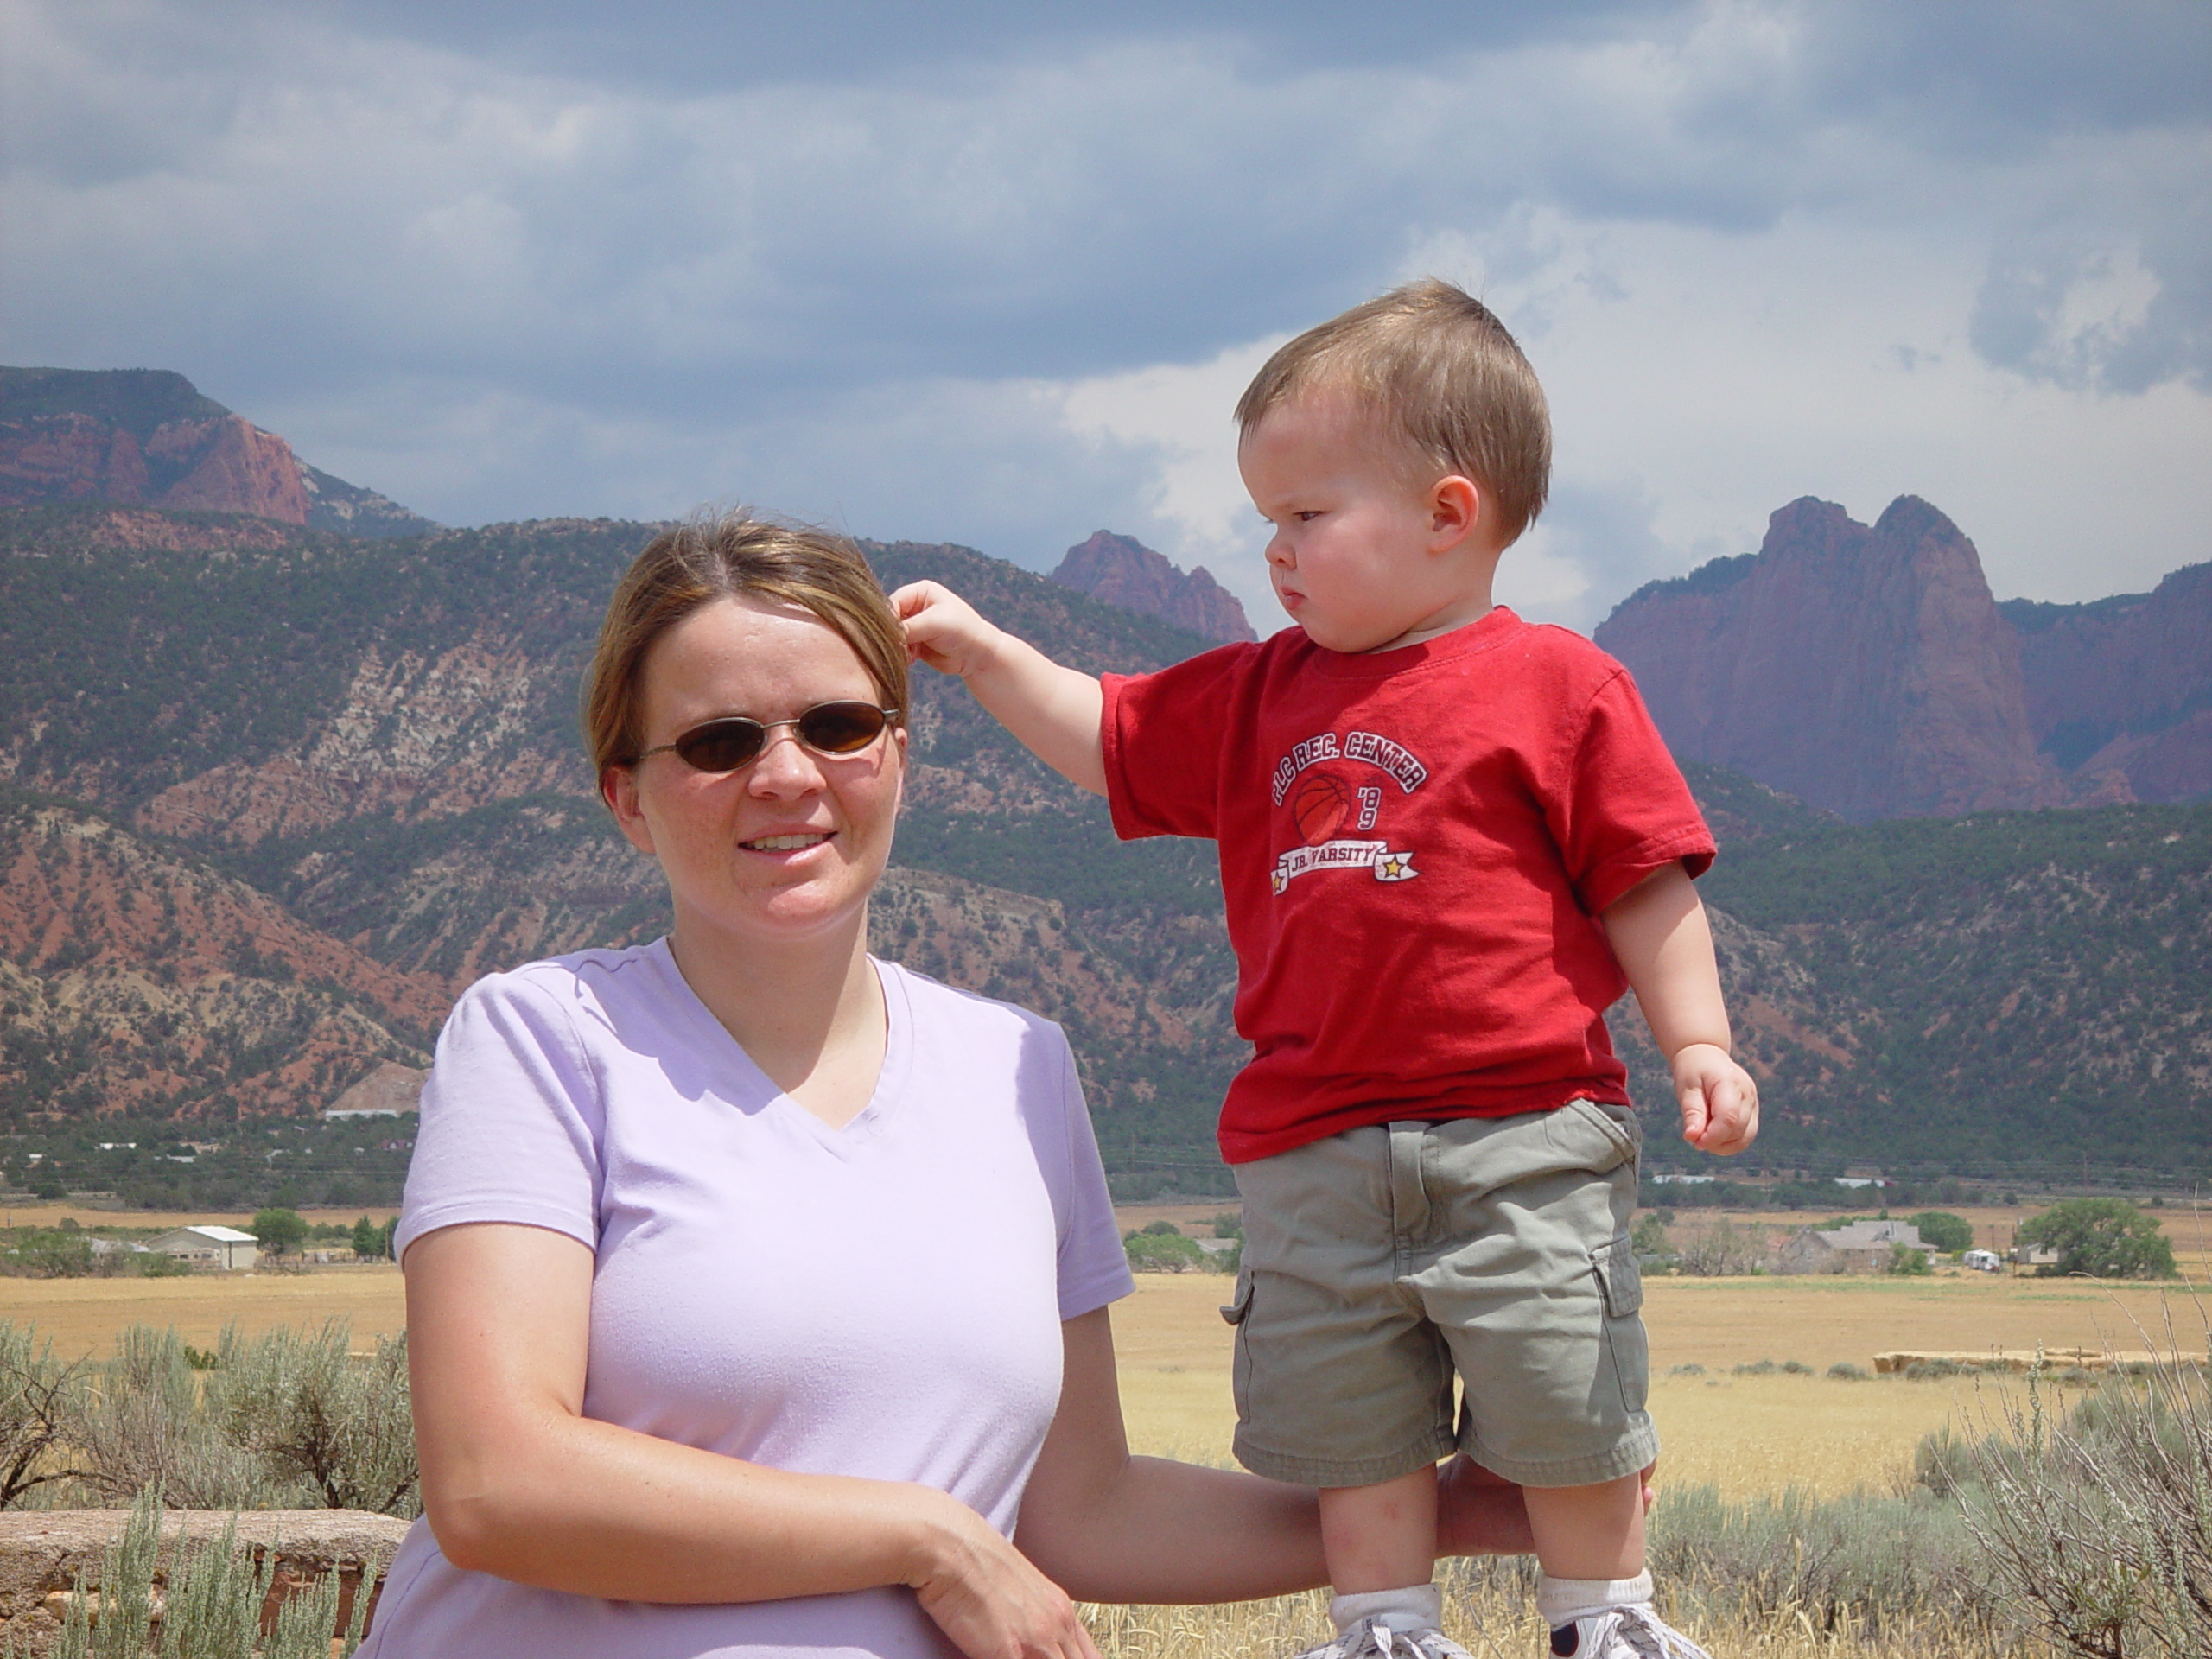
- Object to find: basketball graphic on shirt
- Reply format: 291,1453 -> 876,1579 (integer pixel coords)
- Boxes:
1291,770 -> 1354,844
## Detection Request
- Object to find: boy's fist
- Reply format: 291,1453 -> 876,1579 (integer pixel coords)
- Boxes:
891,581 -> 1000,680
1671,1042 -> 1758,1154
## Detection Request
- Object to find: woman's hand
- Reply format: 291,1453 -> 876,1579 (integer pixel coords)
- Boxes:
1433,1456 -> 1657,1559
908,1488 -> 1102,1659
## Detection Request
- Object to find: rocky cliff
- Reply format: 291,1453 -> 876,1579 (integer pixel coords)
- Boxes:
1050,531 -> 1256,644
0,369 -> 435,537
1595,496 -> 2065,820
2001,562 -> 2212,805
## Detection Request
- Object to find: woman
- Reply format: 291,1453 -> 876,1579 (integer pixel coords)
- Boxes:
361,515 -> 1538,1659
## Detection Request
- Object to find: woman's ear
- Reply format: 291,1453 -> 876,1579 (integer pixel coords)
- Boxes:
603,764 -> 657,856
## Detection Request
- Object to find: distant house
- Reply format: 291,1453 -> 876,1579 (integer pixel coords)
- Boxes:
1775,1218 -> 1926,1275
2012,1242 -> 2062,1269
147,1224 -> 258,1271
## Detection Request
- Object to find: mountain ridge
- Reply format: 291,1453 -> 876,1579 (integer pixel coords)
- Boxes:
1,503 -> 2204,1197
1595,495 -> 2208,817
0,368 -> 438,539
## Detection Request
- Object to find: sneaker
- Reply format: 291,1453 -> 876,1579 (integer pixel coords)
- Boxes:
1295,1618 -> 1473,1659
1548,1605 -> 1710,1659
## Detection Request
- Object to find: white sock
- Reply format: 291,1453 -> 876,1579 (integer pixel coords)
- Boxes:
1535,1572 -> 1653,1630
1329,1583 -> 1441,1636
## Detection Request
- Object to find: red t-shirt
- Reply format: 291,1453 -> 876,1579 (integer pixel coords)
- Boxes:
1101,607 -> 1715,1163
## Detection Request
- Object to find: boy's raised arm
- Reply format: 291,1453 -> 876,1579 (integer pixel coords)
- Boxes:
893,582 -> 1108,796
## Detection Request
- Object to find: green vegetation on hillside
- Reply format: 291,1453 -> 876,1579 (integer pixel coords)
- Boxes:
1,505 -> 2206,1194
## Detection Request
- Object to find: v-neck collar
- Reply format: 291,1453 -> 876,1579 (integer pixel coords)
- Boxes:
648,938 -> 912,1159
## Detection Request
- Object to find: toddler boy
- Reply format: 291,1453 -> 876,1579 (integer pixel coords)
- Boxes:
895,279 -> 1757,1659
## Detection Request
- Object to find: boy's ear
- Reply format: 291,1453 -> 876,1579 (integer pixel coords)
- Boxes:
1428,474 -> 1482,549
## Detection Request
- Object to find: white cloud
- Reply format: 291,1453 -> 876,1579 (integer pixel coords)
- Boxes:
3,0 -> 2205,627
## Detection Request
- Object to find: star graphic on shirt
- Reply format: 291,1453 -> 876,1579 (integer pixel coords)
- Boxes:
1373,849 -> 1418,881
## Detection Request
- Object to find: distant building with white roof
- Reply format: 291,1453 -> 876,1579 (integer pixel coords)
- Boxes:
147,1224 -> 259,1271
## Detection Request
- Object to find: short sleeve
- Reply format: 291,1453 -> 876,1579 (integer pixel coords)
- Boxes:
394,971 -> 607,1263
1044,1036 -> 1135,1319
1100,643 -> 1257,842
1553,668 -> 1717,915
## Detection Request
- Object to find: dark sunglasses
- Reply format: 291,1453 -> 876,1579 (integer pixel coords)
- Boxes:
635,701 -> 900,773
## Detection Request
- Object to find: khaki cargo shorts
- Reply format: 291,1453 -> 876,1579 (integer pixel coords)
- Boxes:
1224,1099 -> 1656,1490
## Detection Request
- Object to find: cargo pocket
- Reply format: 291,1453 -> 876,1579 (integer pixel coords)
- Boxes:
1591,1236 -> 1649,1417
1222,1268 -> 1255,1427
1219,1268 -> 1254,1325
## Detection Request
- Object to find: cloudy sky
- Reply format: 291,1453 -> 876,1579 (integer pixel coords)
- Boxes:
5,0 -> 2207,629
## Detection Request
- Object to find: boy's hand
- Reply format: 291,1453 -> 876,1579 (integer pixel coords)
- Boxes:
893,582 -> 1003,680
1672,1042 -> 1758,1154
889,581 -> 1110,796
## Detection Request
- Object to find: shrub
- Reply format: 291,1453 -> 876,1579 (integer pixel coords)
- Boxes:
73,1326 -> 267,1510
1670,1217 -> 1770,1276
208,1320 -> 418,1516
1948,1359 -> 2211,1657
249,1207 -> 308,1261
2018,1198 -> 2178,1280
1646,1482 -> 1989,1637
0,1321 -> 85,1509
4,1229 -> 95,1278
1827,1362 -> 1867,1380
1209,1213 -> 1243,1240
1887,1243 -> 1932,1276
1908,1210 -> 1974,1252
1124,1231 -> 1206,1273
55,1319 -> 419,1516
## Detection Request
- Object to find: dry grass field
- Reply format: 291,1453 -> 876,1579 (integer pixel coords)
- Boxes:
5,1208 -> 2203,1658
1106,1245 -> 2209,1501
0,1262 -> 406,1359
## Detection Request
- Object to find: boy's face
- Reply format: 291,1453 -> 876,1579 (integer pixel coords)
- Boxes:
1238,391 -> 1490,654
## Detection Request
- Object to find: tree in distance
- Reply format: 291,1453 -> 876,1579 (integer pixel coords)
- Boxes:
2017,1198 -> 2177,1279
1908,1211 -> 1974,1252
249,1207 -> 308,1261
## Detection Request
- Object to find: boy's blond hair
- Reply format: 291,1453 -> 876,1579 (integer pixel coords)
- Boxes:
1236,278 -> 1550,545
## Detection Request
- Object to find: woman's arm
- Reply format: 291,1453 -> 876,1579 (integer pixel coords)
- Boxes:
1014,1309 -> 1543,1603
408,1222 -> 1099,1659
1013,1306 -> 1322,1603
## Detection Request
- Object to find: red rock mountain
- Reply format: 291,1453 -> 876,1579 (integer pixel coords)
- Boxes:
1594,496 -> 2066,820
0,367 -> 435,537
1051,531 -> 1256,644
2004,563 -> 2212,805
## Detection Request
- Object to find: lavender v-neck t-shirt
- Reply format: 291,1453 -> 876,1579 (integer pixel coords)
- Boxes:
360,940 -> 1134,1659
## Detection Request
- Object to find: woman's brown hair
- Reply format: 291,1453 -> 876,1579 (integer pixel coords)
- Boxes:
582,512 -> 909,791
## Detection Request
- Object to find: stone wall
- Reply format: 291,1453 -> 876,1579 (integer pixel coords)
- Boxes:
0,1510 -> 410,1656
